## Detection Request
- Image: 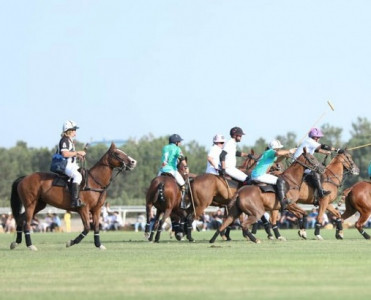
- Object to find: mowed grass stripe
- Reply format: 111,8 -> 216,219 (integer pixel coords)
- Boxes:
1,229 -> 371,300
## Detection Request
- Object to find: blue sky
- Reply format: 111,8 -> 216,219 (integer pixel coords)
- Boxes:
1,1 -> 370,149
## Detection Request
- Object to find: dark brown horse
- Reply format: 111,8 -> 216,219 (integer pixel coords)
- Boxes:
144,160 -> 190,243
340,181 -> 371,239
10,143 -> 137,250
209,149 -> 325,243
267,150 -> 359,240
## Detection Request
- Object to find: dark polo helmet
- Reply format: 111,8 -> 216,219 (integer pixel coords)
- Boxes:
169,134 -> 183,144
230,126 -> 245,137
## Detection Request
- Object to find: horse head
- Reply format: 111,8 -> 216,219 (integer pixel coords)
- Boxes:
177,156 -> 189,179
336,149 -> 359,175
296,147 -> 325,174
107,142 -> 137,171
238,149 -> 258,174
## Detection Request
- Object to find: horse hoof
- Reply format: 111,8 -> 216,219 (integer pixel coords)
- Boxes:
255,239 -> 261,244
268,235 -> 274,240
298,230 -> 307,240
175,233 -> 183,241
277,236 -> 287,242
98,245 -> 106,250
66,240 -> 73,248
28,245 -> 38,251
10,242 -> 19,250
221,235 -> 227,241
335,234 -> 343,240
315,235 -> 324,241
188,239 -> 195,243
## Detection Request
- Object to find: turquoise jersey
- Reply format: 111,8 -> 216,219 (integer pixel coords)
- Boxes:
368,161 -> 371,177
251,149 -> 277,178
160,143 -> 183,173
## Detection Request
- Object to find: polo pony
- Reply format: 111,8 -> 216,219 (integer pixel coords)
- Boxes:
10,142 -> 137,250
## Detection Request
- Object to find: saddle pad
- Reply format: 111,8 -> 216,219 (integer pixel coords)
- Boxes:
258,184 -> 276,193
52,175 -> 69,187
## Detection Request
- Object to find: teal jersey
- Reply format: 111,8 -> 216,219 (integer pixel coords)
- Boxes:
251,149 -> 277,178
160,143 -> 183,173
368,161 -> 371,177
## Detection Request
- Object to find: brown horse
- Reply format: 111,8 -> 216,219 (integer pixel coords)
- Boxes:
144,160 -> 190,243
209,149 -> 325,243
340,181 -> 371,239
183,152 -> 269,240
267,150 -> 359,240
10,143 -> 137,250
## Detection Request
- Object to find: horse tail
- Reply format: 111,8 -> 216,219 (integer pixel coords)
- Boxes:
10,176 -> 26,220
154,182 -> 165,204
338,187 -> 352,208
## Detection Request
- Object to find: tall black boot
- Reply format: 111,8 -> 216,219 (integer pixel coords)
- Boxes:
71,183 -> 84,208
276,178 -> 289,212
311,172 -> 331,199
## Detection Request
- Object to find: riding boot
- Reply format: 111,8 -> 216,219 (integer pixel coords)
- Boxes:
311,172 -> 331,204
180,185 -> 188,209
276,178 -> 289,212
71,183 -> 84,208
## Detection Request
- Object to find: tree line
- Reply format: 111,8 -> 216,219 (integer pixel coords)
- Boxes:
0,117 -> 370,207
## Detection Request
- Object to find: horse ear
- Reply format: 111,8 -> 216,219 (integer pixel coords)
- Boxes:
303,147 -> 307,154
110,142 -> 116,150
251,149 -> 255,155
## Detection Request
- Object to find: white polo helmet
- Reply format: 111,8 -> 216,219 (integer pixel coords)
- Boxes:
269,139 -> 283,149
213,134 -> 225,143
63,120 -> 79,132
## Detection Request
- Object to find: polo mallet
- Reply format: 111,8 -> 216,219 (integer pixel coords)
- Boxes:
298,100 -> 335,145
187,177 -> 197,217
347,142 -> 371,151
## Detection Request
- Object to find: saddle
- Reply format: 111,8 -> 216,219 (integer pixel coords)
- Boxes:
249,180 -> 277,193
51,168 -> 87,189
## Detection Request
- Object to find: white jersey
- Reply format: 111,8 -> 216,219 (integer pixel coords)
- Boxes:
223,138 -> 237,168
293,137 -> 320,159
293,137 -> 320,174
205,144 -> 222,175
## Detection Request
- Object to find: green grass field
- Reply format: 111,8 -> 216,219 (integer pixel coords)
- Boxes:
1,228 -> 371,300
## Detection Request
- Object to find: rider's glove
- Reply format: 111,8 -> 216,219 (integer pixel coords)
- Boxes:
219,169 -> 226,176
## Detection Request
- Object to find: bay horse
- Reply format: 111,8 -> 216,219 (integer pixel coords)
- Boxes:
267,150 -> 359,240
183,151 -> 277,241
209,149 -> 325,243
144,159 -> 190,243
10,142 -> 137,250
340,181 -> 371,239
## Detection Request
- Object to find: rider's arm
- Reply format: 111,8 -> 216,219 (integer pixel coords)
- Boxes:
220,150 -> 227,170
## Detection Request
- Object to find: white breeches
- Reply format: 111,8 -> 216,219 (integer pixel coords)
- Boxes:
225,167 -> 248,182
65,161 -> 82,184
253,173 -> 278,185
158,170 -> 185,186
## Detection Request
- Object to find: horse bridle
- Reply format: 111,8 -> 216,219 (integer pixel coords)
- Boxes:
83,150 -> 133,193
323,152 -> 356,188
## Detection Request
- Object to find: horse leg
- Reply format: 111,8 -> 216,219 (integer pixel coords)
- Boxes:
320,205 -> 343,240
260,214 -> 273,240
355,214 -> 371,240
209,215 -> 236,243
23,207 -> 38,251
270,210 -> 285,240
10,213 -> 25,249
155,209 -> 171,243
185,212 -> 195,242
241,215 -> 261,243
145,202 -> 154,240
91,209 -> 105,250
66,208 -> 90,248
